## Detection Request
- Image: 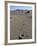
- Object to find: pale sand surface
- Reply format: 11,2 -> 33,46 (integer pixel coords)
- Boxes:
10,14 -> 32,40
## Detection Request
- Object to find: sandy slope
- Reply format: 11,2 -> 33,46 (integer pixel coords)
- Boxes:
10,14 -> 32,40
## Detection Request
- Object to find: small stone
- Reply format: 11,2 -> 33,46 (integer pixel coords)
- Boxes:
23,24 -> 24,25
21,34 -> 24,37
19,37 -> 22,39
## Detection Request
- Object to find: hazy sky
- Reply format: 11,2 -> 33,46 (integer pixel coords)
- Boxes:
10,6 -> 32,11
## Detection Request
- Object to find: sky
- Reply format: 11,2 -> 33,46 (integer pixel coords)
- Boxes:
10,6 -> 32,11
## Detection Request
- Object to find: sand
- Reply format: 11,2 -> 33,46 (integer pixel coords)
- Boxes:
10,13 -> 32,40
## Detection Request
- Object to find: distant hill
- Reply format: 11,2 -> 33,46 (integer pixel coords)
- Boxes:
10,9 -> 32,15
